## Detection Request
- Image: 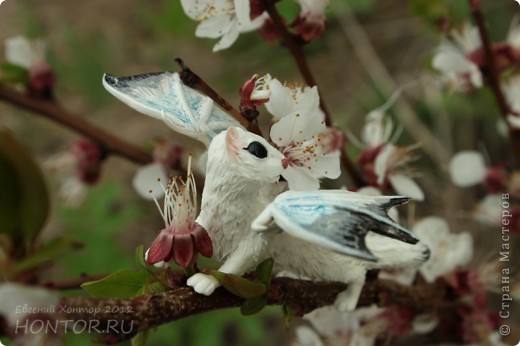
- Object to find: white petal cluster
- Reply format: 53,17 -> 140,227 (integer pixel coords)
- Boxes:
180,0 -> 267,52
266,79 -> 341,190
432,24 -> 483,92
374,144 -> 424,201
413,217 -> 473,283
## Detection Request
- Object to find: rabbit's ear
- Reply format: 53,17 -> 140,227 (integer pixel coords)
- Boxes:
226,127 -> 245,164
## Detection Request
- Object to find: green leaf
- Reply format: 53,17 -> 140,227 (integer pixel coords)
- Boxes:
11,236 -> 84,276
0,127 -> 49,248
209,270 -> 266,299
137,281 -> 166,296
0,62 -> 29,85
255,258 -> 274,287
131,330 -> 149,346
81,269 -> 149,298
282,305 -> 296,329
240,296 -> 267,316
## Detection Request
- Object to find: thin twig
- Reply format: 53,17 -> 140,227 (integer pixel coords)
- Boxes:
334,2 -> 450,167
262,0 -> 365,188
175,58 -> 262,136
469,0 -> 520,165
0,85 -> 152,165
262,0 -> 332,124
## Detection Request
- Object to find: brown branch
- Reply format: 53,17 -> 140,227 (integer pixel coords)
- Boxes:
0,84 -> 153,165
6,277 -> 453,344
262,0 -> 331,123
262,1 -> 365,188
174,58 -> 262,136
469,0 -> 520,166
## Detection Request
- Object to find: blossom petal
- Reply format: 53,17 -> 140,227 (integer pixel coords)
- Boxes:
234,0 -> 251,26
192,223 -> 213,257
265,79 -> 292,120
5,36 -> 45,69
147,230 -> 174,265
449,151 -> 486,187
196,15 -> 234,39
389,174 -> 424,201
473,194 -> 502,226
374,144 -> 393,185
282,165 -> 319,191
270,111 -> 325,146
507,114 -> 520,129
412,314 -> 439,334
307,152 -> 341,179
132,163 -> 168,200
414,217 -> 473,283
213,21 -> 240,51
173,234 -> 195,268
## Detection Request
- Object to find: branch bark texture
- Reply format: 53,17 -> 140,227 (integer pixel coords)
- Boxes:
50,277 -> 451,344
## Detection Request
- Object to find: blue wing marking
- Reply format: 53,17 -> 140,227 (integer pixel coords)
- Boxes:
102,72 -> 242,146
270,190 -> 417,261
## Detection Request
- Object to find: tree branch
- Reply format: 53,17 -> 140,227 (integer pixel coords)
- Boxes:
174,58 -> 262,136
334,1 -> 450,168
0,84 -> 153,165
469,0 -> 520,166
14,277 -> 454,344
262,0 -> 365,188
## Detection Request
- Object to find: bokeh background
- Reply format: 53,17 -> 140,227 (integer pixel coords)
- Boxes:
0,0 -> 519,345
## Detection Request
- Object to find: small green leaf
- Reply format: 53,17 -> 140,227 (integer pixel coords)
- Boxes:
131,330 -> 149,346
209,270 -> 266,299
135,245 -> 157,275
240,296 -> 267,316
255,258 -> 274,287
137,281 -> 166,296
0,127 -> 49,248
282,305 -> 296,329
11,236 -> 83,276
81,269 -> 149,298
0,62 -> 29,85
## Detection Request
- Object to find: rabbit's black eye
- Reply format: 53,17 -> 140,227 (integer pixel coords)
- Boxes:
244,141 -> 268,159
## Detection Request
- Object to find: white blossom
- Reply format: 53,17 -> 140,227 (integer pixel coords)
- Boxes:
473,194 -> 502,226
432,24 -> 483,92
267,79 -> 341,190
374,144 -> 424,201
132,162 -> 168,200
4,35 -> 47,69
413,217 -> 473,283
361,110 -> 395,148
449,151 -> 487,187
180,0 -> 267,52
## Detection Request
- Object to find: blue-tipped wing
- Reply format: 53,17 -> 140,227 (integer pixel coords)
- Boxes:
269,190 -> 417,261
102,72 -> 241,146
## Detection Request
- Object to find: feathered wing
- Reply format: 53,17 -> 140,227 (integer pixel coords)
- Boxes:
258,190 -> 418,262
102,72 -> 241,146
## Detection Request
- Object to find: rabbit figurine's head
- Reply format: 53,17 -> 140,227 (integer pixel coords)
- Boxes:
206,127 -> 286,187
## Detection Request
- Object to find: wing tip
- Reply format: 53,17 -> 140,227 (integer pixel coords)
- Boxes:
383,196 -> 411,210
